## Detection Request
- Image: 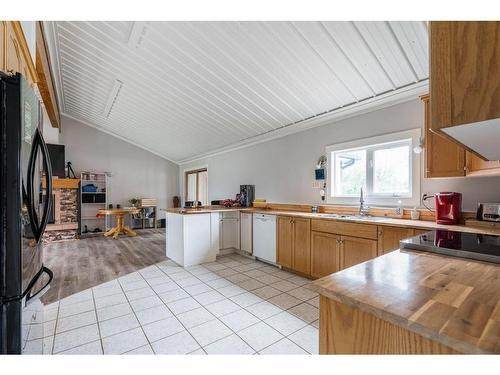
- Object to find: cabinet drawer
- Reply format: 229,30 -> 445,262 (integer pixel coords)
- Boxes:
311,219 -> 377,240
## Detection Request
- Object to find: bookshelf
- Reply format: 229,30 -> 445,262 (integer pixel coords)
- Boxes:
80,172 -> 107,237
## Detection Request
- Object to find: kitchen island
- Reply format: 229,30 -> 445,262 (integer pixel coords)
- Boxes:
310,249 -> 500,354
163,207 -> 247,267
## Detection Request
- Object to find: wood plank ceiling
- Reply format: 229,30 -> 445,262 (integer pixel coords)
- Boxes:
44,21 -> 429,163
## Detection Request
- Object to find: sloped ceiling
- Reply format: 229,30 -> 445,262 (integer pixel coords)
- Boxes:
44,21 -> 429,164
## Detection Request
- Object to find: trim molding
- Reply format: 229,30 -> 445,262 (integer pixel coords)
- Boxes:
178,80 -> 428,165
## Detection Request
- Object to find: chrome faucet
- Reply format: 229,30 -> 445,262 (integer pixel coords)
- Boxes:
359,188 -> 370,216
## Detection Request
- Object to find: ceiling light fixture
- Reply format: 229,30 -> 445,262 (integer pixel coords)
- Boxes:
103,79 -> 123,118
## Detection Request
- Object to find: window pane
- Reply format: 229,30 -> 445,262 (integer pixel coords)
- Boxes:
372,145 -> 410,195
333,149 -> 366,196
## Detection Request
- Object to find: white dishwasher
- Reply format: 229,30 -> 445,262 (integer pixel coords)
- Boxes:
252,214 -> 276,264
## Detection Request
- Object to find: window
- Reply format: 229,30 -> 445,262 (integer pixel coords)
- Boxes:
184,168 -> 208,206
327,129 -> 421,207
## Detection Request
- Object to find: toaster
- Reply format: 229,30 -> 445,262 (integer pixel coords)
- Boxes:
478,203 -> 500,222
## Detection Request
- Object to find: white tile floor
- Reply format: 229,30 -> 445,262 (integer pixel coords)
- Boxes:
37,253 -> 319,355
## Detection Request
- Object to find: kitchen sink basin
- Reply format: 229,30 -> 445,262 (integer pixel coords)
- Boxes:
316,213 -> 387,221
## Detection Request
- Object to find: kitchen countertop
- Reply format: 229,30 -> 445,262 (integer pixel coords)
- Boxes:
162,206 -> 500,236
309,249 -> 500,354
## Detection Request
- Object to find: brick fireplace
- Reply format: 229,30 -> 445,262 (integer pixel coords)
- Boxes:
42,178 -> 80,243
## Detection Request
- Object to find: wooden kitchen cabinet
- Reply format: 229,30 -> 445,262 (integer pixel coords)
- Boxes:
466,153 -> 500,177
277,216 -> 311,275
1,22 -> 37,85
311,231 -> 340,278
277,216 -> 293,269
421,95 -> 465,178
292,217 -> 311,275
421,95 -> 500,177
430,22 -> 500,144
377,226 -> 415,256
339,235 -> 378,270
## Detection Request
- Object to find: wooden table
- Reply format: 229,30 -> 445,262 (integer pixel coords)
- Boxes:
98,208 -> 140,239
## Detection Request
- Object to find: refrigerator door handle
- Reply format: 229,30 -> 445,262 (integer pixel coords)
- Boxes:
36,129 -> 52,239
26,128 -> 52,243
24,266 -> 53,306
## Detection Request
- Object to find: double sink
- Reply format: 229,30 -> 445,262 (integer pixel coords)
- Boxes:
315,213 -> 387,222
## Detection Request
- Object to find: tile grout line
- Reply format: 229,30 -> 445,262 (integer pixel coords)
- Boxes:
90,288 -> 105,355
143,264 -> 215,354
114,271 -> 159,354
47,253 -> 318,355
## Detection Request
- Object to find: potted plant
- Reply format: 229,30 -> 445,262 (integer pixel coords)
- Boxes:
129,198 -> 140,208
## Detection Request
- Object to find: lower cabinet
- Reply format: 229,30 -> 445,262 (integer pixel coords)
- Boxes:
277,216 -> 293,268
377,226 -> 415,256
339,236 -> 378,270
240,212 -> 252,254
219,212 -> 240,250
311,231 -> 340,278
292,217 -> 311,275
277,216 -> 311,275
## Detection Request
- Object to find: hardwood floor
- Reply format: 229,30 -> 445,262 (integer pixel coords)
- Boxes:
42,229 -> 167,304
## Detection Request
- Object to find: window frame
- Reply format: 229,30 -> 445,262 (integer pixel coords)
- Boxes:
326,129 -> 421,207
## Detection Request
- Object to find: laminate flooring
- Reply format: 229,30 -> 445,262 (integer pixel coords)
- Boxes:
42,229 -> 167,304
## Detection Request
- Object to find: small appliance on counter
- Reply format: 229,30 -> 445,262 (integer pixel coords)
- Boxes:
476,203 -> 500,222
239,185 -> 255,207
400,230 -> 500,264
434,192 -> 462,225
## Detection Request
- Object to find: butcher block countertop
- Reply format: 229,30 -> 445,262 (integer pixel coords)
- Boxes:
162,206 -> 500,236
310,250 -> 500,354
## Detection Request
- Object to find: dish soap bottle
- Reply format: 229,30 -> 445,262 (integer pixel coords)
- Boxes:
395,200 -> 404,218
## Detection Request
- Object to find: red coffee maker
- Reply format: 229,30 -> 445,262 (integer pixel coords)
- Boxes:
434,192 -> 462,225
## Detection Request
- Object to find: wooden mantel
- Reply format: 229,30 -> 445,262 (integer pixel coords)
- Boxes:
42,178 -> 80,189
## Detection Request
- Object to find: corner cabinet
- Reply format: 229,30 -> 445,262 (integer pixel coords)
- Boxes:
421,95 -> 465,178
276,216 -> 311,275
339,236 -> 378,270
421,95 -> 500,177
377,226 -> 415,256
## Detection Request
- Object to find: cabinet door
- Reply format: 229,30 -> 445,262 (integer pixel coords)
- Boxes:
277,216 -> 293,268
220,212 -> 240,250
5,23 -> 23,75
311,231 -> 339,279
240,212 -> 252,254
413,229 -> 429,236
466,152 -> 500,177
292,217 -> 311,275
430,22 -> 500,131
339,236 -> 378,270
377,226 -> 415,256
421,96 -> 465,177
0,22 -> 5,71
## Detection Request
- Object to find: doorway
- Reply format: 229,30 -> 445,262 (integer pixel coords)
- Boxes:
185,168 -> 208,206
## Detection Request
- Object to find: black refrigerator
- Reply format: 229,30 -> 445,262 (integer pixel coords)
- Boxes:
0,72 -> 54,354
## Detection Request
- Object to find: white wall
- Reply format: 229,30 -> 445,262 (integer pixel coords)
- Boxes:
53,116 -> 179,209
180,99 -> 500,211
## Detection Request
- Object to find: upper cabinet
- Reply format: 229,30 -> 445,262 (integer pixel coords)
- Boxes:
429,21 -> 500,160
421,95 -> 465,178
1,21 -> 60,128
422,96 -> 500,177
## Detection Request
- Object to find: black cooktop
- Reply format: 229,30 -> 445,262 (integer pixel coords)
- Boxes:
400,230 -> 500,264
